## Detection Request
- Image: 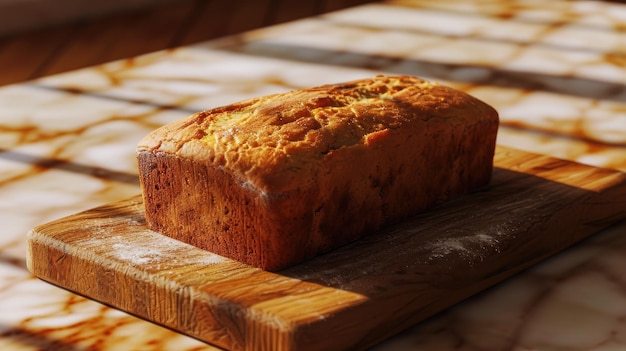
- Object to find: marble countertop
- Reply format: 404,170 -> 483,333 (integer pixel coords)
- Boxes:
2,0 -> 625,349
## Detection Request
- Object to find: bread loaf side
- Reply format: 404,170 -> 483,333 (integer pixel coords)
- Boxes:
137,75 -> 499,271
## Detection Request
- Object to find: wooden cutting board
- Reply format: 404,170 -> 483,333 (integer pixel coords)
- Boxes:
27,146 -> 626,351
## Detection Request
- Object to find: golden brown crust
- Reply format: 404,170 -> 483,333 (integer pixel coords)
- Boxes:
138,75 -> 499,270
138,75 -> 497,193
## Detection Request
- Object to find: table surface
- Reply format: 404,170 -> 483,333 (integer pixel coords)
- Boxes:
2,0 -> 626,350
0,0 -> 375,86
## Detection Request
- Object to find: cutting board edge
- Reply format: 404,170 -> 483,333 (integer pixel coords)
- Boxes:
25,146 -> 626,351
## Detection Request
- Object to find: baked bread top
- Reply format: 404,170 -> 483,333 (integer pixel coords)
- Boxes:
137,75 -> 498,194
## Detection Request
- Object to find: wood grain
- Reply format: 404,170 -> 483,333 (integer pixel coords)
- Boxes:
0,0 -> 376,86
26,146 -> 626,351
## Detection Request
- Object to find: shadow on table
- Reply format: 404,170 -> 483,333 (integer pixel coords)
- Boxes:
0,252 -> 27,271
0,324 -> 85,351
217,40 -> 626,103
0,148 -> 139,185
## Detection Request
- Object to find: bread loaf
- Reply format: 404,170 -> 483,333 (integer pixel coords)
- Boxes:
137,75 -> 499,271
